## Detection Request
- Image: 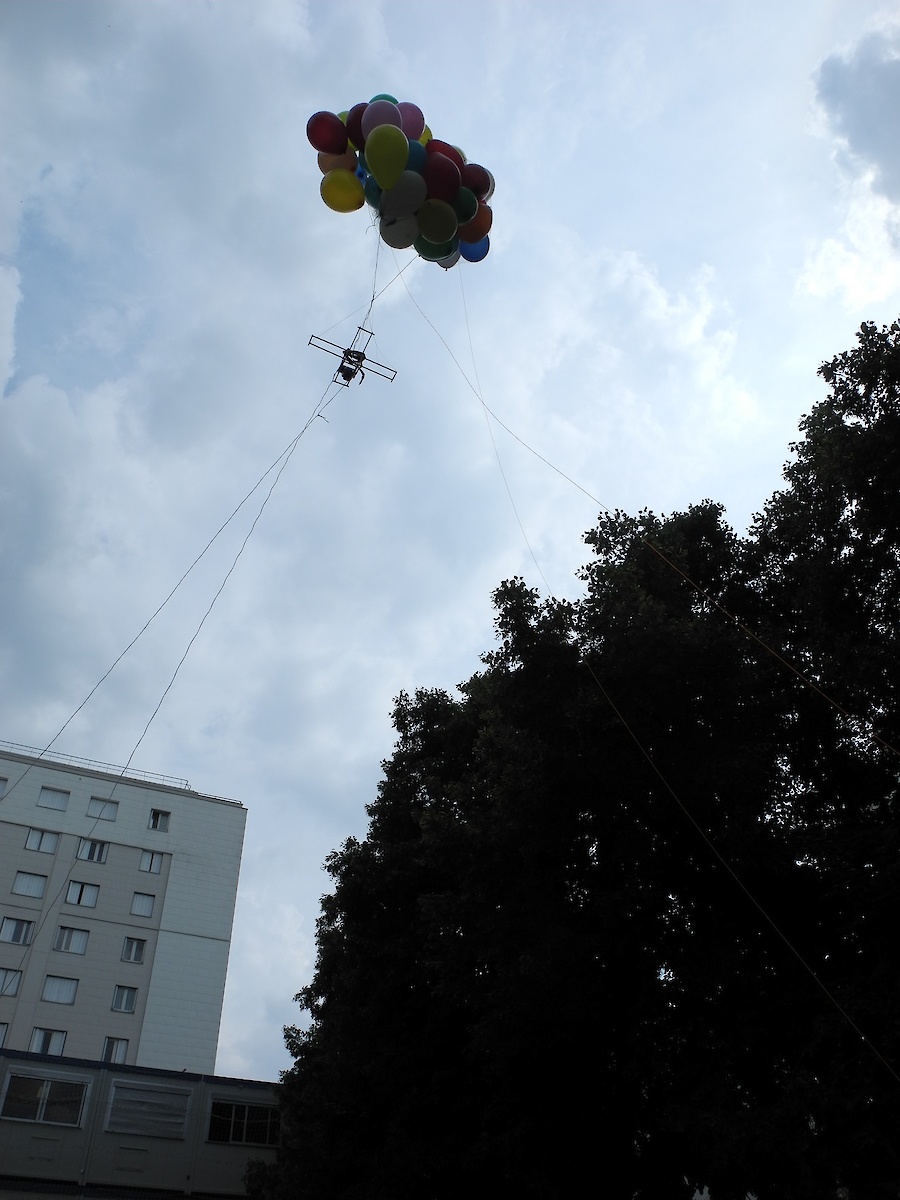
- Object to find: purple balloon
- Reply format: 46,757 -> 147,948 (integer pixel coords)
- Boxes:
361,100 -> 402,140
397,101 -> 425,140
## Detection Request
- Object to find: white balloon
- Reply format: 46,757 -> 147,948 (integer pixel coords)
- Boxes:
379,214 -> 418,249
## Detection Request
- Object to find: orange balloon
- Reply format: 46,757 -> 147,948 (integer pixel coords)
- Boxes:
318,149 -> 358,175
457,202 -> 493,244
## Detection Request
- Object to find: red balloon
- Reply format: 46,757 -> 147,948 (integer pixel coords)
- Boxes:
426,139 -> 465,173
461,163 -> 491,199
345,102 -> 368,151
457,202 -> 492,244
307,111 -> 348,155
422,152 -> 461,204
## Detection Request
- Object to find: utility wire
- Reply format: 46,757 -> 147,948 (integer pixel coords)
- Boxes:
4,383 -> 341,806
404,264 -> 900,1087
5,380 -> 342,985
401,268 -> 900,762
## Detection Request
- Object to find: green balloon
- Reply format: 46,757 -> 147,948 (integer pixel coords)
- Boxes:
417,199 -> 458,245
414,233 -> 458,262
453,186 -> 479,224
370,92 -> 398,104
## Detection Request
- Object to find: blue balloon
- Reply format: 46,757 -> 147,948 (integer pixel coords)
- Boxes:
364,176 -> 383,209
459,235 -> 490,263
405,139 -> 427,174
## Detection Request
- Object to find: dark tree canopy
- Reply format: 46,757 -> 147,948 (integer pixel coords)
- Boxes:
254,321 -> 900,1200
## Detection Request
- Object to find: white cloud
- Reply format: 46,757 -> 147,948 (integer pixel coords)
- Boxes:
798,171 -> 900,307
0,263 -> 21,390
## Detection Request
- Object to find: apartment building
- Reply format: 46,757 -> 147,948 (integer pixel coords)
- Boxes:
0,743 -> 247,1075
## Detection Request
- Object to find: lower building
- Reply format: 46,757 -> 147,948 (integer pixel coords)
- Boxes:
0,1047 -> 278,1196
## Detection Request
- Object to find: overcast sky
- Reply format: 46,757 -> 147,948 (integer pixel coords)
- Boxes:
2,0 -> 900,1082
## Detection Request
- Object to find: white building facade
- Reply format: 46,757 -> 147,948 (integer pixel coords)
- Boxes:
0,744 -> 247,1075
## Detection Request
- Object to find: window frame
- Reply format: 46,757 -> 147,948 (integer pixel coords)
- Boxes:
131,892 -> 155,917
0,1072 -> 87,1126
148,809 -> 171,832
76,837 -> 109,864
122,936 -> 146,964
66,880 -> 99,908
207,1100 -> 280,1147
41,975 -> 79,1005
0,916 -> 34,945
12,871 -> 47,898
102,1036 -> 129,1064
106,1082 -> 190,1139
112,984 -> 137,1013
37,786 -> 69,811
0,968 -> 22,998
140,850 -> 164,874
54,926 -> 90,955
25,827 -> 59,853
29,1028 -> 67,1055
87,796 -> 118,821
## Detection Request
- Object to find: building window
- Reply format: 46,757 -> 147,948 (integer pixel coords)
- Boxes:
208,1101 -> 280,1146
12,871 -> 47,898
112,985 -> 137,1013
42,975 -> 78,1005
77,838 -> 109,864
25,828 -> 59,853
29,1028 -> 67,1055
87,796 -> 118,820
131,892 -> 154,917
0,1022 -> 7,1048
0,917 -> 34,945
148,809 -> 170,832
107,1084 -> 189,1138
54,926 -> 89,954
122,937 -> 146,963
140,850 -> 164,874
0,968 -> 22,998
0,777 -> 7,798
37,786 -> 69,811
66,881 -> 99,908
1,1074 -> 86,1125
102,1036 -> 129,1064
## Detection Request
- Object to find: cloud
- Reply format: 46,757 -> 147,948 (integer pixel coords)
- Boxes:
816,28 -> 900,202
0,263 -> 20,390
800,27 -> 900,309
798,173 -> 900,307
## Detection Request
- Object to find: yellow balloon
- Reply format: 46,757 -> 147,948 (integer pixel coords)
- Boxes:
418,124 -> 433,146
320,169 -> 364,213
365,125 -> 409,191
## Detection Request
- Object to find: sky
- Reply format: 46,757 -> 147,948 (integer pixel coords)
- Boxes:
2,0 -> 900,1082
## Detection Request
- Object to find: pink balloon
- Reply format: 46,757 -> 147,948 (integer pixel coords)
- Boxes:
397,101 -> 425,140
361,100 -> 402,140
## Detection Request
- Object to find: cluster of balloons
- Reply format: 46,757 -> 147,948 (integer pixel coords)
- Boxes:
307,94 -> 494,269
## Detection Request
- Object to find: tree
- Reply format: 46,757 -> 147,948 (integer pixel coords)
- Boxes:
255,322 -> 900,1200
